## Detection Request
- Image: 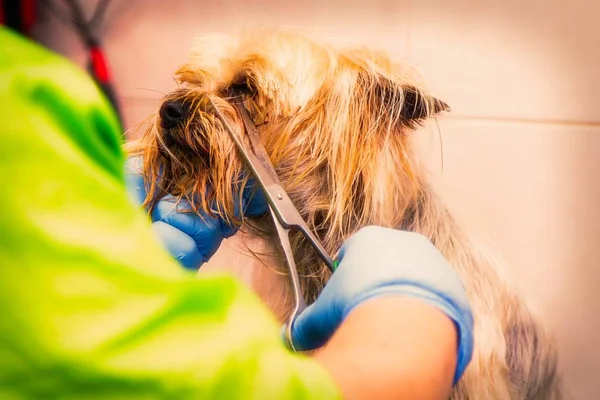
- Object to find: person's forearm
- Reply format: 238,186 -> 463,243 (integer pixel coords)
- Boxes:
313,296 -> 458,400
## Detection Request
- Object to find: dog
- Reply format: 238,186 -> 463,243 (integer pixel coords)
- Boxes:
126,29 -> 562,399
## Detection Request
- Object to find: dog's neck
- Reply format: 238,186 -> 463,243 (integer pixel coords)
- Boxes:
200,229 -> 292,322
200,187 -> 464,324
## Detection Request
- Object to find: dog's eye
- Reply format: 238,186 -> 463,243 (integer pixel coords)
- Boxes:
227,78 -> 254,96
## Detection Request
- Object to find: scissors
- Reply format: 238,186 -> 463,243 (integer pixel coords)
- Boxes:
208,95 -> 337,352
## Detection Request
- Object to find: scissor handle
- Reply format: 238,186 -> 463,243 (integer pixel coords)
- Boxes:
268,208 -> 307,352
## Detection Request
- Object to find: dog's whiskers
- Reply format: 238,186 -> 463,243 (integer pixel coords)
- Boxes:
154,131 -> 184,168
135,87 -> 167,97
434,118 -> 444,173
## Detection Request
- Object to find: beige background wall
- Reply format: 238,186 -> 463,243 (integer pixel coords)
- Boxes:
34,1 -> 599,398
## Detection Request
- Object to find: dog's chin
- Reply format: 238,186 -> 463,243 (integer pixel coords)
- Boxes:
158,138 -> 210,168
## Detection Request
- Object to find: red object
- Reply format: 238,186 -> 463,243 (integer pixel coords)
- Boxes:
20,0 -> 35,34
0,0 -> 37,36
90,46 -> 110,84
0,1 -> 5,26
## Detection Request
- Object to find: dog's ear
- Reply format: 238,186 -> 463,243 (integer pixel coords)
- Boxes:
399,85 -> 450,121
368,75 -> 449,127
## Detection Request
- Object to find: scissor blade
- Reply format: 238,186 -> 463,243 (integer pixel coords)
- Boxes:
234,103 -> 283,183
208,99 -> 297,226
208,97 -> 336,272
208,97 -> 279,192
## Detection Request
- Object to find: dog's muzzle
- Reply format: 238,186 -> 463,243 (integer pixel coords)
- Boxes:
159,100 -> 186,130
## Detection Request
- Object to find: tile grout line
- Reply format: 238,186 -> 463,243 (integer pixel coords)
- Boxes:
443,114 -> 600,128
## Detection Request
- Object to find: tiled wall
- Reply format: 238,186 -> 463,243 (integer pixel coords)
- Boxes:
35,1 -> 599,398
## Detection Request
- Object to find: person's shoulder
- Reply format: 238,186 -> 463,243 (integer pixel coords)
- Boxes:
0,27 -> 113,116
0,27 -> 124,179
1,27 -> 88,92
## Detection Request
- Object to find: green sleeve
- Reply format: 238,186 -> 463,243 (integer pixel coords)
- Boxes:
0,27 -> 340,400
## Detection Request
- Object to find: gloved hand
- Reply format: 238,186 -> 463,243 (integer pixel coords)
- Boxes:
124,155 -> 268,270
291,225 -> 474,384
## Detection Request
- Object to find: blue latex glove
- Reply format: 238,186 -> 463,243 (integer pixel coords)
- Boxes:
290,226 -> 474,385
124,155 -> 268,270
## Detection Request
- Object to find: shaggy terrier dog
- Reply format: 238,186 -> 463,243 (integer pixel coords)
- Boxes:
127,29 -> 561,399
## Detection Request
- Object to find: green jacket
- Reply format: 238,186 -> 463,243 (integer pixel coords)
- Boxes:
0,27 -> 340,399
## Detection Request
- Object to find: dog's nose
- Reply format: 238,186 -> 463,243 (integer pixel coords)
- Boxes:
159,100 -> 185,129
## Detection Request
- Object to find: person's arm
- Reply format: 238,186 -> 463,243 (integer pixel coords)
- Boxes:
291,226 -> 474,399
0,27 -> 339,399
316,297 -> 457,400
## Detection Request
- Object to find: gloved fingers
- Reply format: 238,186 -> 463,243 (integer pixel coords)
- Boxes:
334,227 -> 470,305
151,196 -> 227,262
126,155 -> 269,268
151,195 -> 220,240
152,221 -> 204,270
124,155 -> 147,206
239,178 -> 269,218
126,155 -> 269,226
289,301 -> 342,352
150,194 -> 195,225
217,178 -> 269,237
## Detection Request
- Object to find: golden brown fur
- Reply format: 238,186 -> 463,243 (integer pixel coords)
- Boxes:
126,29 -> 562,399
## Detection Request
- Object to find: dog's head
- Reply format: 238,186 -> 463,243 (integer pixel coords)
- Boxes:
131,29 -> 449,302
